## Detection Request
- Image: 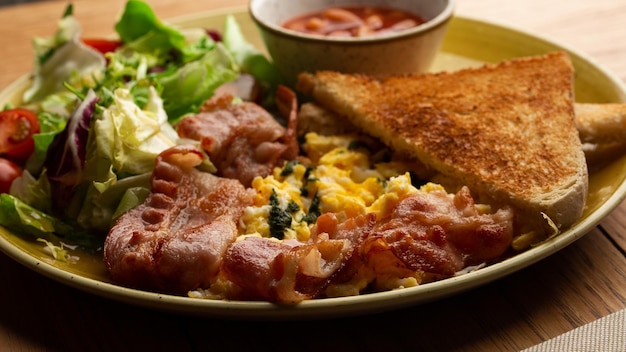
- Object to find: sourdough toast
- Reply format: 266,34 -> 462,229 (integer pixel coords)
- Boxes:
297,52 -> 588,239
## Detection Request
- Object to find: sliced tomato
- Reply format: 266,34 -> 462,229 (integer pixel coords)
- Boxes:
0,158 -> 22,194
0,108 -> 40,163
82,38 -> 122,55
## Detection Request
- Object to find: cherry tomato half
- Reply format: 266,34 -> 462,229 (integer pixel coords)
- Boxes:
0,108 -> 40,163
81,38 -> 123,55
0,157 -> 23,194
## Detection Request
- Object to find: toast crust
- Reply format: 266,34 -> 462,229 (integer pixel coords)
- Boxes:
297,52 -> 588,235
575,102 -> 626,144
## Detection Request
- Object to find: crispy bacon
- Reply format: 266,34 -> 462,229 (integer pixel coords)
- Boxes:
176,86 -> 299,186
104,145 -> 255,294
372,186 -> 514,280
219,187 -> 513,302
220,233 -> 354,303
105,146 -> 513,301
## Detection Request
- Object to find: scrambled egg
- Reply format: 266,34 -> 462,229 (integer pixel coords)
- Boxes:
238,132 -> 442,243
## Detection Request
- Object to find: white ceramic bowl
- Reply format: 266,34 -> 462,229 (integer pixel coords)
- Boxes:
249,0 -> 455,86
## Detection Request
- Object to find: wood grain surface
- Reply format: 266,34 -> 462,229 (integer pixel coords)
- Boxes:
1,1 -> 625,351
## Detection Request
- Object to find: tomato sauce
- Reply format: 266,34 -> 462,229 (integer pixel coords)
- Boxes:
282,6 -> 427,38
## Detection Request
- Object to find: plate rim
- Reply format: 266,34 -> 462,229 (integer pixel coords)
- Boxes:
1,8 -> 625,320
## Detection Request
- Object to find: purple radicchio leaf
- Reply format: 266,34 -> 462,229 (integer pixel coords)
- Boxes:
206,29 -> 222,42
43,89 -> 98,213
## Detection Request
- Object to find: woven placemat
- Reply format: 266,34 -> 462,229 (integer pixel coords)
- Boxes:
522,309 -> 626,352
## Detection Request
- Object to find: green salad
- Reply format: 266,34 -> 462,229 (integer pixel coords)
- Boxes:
0,0 -> 281,254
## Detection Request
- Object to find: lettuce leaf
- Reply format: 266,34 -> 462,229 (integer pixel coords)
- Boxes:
76,172 -> 151,231
222,15 -> 281,88
24,11 -> 105,103
94,86 -> 178,174
156,44 -> 239,121
0,194 -> 102,250
8,169 -> 52,214
0,194 -> 64,237
114,0 -> 213,64
112,1 -> 240,121
28,108 -> 68,174
114,0 -> 187,56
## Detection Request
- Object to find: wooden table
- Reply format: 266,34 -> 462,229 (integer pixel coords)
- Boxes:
1,0 -> 625,350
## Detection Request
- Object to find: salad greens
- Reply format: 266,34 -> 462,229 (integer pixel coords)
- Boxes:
95,86 -> 178,175
23,4 -> 106,104
1,0 -> 282,251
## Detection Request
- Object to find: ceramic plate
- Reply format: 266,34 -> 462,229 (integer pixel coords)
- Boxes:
1,8 -> 625,320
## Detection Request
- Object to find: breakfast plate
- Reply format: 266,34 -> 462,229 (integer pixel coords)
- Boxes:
1,8 -> 625,320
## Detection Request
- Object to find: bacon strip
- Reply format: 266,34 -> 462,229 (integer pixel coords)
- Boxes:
220,233 -> 355,302
176,87 -> 299,186
104,145 -> 255,294
370,187 -> 514,281
219,187 -> 513,302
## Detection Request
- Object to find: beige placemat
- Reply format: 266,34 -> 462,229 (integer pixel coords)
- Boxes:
521,309 -> 626,352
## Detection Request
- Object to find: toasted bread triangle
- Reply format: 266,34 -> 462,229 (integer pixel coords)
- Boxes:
297,52 -> 588,237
